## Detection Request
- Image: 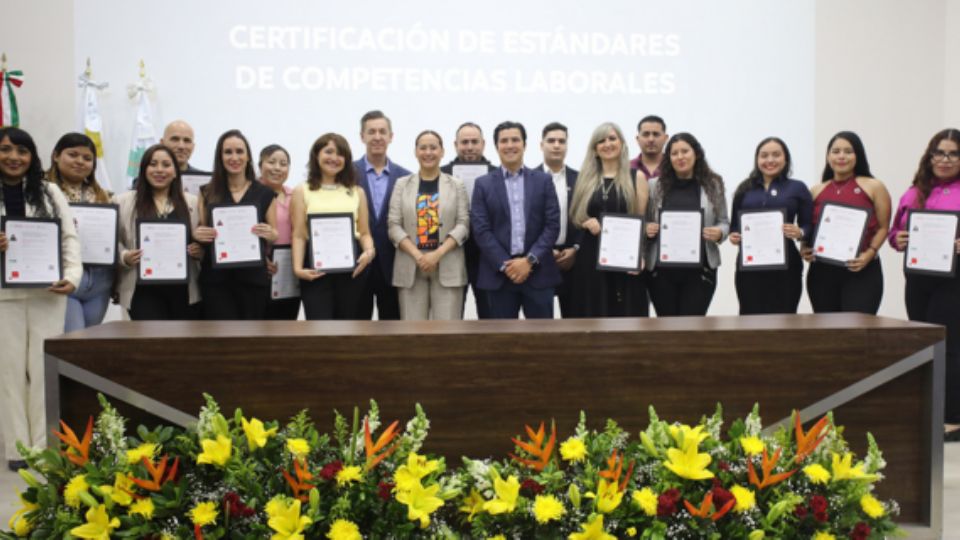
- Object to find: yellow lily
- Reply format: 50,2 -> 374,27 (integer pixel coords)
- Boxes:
668,424 -> 709,451
831,452 -> 877,481
266,497 -> 313,540
587,479 -> 623,514
395,480 -> 444,528
482,469 -> 520,514
241,417 -> 278,451
69,505 -> 120,540
568,514 -> 616,540
458,488 -> 485,522
663,443 -> 714,480
196,435 -> 232,467
394,452 -> 439,490
8,493 -> 38,536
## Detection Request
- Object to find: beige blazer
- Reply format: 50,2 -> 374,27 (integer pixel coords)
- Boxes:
114,190 -> 201,310
387,173 -> 469,288
0,182 -> 82,300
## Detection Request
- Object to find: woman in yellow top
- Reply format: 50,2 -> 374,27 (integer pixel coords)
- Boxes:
291,133 -> 375,319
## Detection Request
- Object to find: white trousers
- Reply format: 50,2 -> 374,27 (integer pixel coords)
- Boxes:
0,292 -> 66,460
397,268 -> 463,321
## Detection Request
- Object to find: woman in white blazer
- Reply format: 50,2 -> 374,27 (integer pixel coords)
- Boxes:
0,127 -> 82,470
115,144 -> 202,319
387,130 -> 469,320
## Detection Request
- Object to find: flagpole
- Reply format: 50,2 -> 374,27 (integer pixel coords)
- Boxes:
78,59 -> 112,189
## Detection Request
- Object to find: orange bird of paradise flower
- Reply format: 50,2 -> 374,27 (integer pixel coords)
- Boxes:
510,421 -> 557,472
52,417 -> 94,467
130,455 -> 179,492
748,447 -> 797,490
793,412 -> 831,464
684,492 -> 735,522
282,458 -> 316,502
365,418 -> 401,471
599,449 -> 636,492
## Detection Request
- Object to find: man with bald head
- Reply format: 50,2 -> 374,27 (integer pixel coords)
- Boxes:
161,120 -> 208,174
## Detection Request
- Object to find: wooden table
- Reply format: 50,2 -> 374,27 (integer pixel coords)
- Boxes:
45,314 -> 944,533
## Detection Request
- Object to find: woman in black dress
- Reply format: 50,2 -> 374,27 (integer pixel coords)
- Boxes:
567,122 -> 649,317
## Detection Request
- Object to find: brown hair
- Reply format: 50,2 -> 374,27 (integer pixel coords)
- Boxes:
307,133 -> 355,191
912,128 -> 960,208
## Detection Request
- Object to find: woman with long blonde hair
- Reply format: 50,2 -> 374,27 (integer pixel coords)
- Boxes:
567,122 -> 649,317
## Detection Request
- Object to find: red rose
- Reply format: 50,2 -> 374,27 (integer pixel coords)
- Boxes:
319,460 -> 344,481
378,481 -> 394,501
809,494 -> 828,513
223,491 -> 255,518
657,488 -> 681,516
794,504 -> 809,518
850,522 -> 871,540
521,478 -> 545,496
814,510 -> 829,523
711,485 -> 735,510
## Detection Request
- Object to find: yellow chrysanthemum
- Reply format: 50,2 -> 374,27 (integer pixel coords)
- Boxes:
803,463 -> 831,484
65,474 -> 90,508
631,487 -> 658,516
326,518 -> 362,540
812,532 -> 836,540
129,498 -> 155,520
241,417 -> 278,451
336,465 -> 363,486
729,485 -> 756,512
287,438 -> 310,459
482,470 -> 520,515
190,501 -> 218,527
196,435 -> 232,467
533,494 -> 565,524
69,504 -> 120,540
126,442 -> 158,465
739,436 -> 765,456
560,437 -> 587,462
860,493 -> 885,518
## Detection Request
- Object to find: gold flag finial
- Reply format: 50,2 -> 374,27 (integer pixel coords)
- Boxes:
85,57 -> 92,77
2,53 -> 7,70
139,59 -> 146,79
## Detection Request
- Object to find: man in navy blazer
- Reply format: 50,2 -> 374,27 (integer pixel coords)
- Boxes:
471,121 -> 561,319
354,110 -> 412,320
537,121 -> 579,318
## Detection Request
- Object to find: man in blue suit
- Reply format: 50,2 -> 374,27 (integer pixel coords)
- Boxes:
354,110 -> 411,320
471,121 -> 561,319
536,122 -> 579,318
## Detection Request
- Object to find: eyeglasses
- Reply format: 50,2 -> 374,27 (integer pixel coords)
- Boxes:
930,150 -> 960,162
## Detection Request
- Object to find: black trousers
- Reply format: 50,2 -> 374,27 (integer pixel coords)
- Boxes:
202,281 -> 269,320
905,265 -> 960,423
735,245 -> 803,315
359,263 -> 400,320
265,297 -> 301,320
301,271 -> 368,320
807,258 -> 882,314
130,284 -> 191,320
650,266 -> 717,316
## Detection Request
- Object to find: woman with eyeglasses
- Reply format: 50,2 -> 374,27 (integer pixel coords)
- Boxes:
889,128 -> 960,441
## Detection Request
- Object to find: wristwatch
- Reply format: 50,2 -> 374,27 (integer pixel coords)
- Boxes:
526,253 -> 539,266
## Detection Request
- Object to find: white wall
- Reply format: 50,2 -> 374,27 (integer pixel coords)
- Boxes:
6,0 -> 956,320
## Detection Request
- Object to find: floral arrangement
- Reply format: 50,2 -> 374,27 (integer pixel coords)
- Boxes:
3,395 -> 899,539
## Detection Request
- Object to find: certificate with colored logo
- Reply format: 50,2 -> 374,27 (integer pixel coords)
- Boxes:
211,204 -> 262,268
70,203 -> 119,266
811,203 -> 870,267
904,209 -> 959,276
1,217 -> 62,288
738,209 -> 787,271
136,219 -> 188,285
596,213 -> 643,272
270,245 -> 301,299
182,174 -> 211,197
307,213 -> 356,274
657,210 -> 703,267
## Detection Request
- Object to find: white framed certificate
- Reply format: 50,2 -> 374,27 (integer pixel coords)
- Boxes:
811,202 -> 870,267
210,204 -> 262,268
270,245 -> 301,299
597,213 -> 643,272
182,174 -> 211,197
308,213 -> 356,274
904,209 -> 959,276
657,210 -> 703,267
71,203 -> 118,266
136,219 -> 189,285
451,164 -> 489,205
738,209 -> 787,271
1,217 -> 62,288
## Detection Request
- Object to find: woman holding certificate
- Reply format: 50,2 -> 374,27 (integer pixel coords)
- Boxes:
888,128 -> 960,441
728,137 -> 813,314
644,132 -> 729,316
803,131 -> 891,314
567,122 -> 649,317
258,144 -> 300,320
116,144 -> 202,319
291,133 -> 375,320
387,130 -> 469,320
0,127 -> 81,471
46,133 -> 115,331
194,130 -> 278,320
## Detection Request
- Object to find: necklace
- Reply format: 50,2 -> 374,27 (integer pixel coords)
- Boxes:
834,177 -> 855,195
601,178 -> 616,201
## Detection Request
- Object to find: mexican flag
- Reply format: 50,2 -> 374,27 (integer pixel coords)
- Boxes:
0,69 -> 23,127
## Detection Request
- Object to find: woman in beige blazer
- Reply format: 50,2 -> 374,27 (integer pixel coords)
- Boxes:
115,144 -> 202,319
387,130 -> 469,320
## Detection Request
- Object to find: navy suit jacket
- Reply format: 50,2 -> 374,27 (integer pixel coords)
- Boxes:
354,156 -> 412,278
470,166 -> 562,291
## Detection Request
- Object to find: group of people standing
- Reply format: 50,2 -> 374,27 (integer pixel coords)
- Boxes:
2,114 -> 960,469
